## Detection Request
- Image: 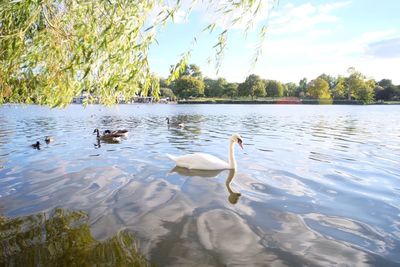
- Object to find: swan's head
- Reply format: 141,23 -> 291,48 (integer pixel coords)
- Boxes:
230,134 -> 243,149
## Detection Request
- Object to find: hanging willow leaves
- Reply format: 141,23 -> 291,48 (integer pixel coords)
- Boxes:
0,0 -> 276,107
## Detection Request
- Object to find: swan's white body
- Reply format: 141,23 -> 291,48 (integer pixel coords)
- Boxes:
167,134 -> 243,170
167,153 -> 230,170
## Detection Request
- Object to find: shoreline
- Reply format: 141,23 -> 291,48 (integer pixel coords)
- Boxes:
177,99 -> 400,105
2,100 -> 399,106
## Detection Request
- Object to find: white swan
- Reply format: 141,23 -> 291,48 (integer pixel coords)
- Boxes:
167,134 -> 243,170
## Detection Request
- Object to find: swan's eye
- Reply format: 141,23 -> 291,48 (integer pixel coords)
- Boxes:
237,138 -> 242,144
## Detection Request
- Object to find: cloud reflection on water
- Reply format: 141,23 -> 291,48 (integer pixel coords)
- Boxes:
0,104 -> 400,266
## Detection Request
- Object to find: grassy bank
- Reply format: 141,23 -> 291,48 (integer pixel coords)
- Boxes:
177,98 -> 400,105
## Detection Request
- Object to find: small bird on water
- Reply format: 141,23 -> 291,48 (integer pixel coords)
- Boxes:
93,128 -> 121,142
166,117 -> 184,128
31,141 -> 41,150
45,136 -> 54,144
103,129 -> 129,137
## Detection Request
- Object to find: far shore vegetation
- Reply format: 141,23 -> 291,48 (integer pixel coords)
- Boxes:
2,61 -> 399,105
159,64 -> 400,105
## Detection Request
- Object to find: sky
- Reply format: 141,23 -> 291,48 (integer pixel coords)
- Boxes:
148,0 -> 400,84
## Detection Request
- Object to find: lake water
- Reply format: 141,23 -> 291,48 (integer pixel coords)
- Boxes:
0,104 -> 399,266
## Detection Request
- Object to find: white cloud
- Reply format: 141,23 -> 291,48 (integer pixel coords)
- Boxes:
268,1 -> 350,35
172,9 -> 188,24
318,1 -> 352,13
150,0 -> 400,85
266,30 -> 398,60
212,1 -> 400,84
208,27 -> 400,84
365,37 -> 400,58
307,29 -> 332,38
252,29 -> 400,83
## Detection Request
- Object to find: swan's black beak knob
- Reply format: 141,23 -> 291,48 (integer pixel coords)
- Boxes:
238,138 -> 243,149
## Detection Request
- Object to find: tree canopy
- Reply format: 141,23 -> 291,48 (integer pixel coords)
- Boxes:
158,63 -> 398,104
346,68 -> 375,103
265,80 -> 284,97
174,75 -> 204,98
238,74 -> 265,99
1,0 -> 273,106
307,78 -> 331,99
204,77 -> 226,97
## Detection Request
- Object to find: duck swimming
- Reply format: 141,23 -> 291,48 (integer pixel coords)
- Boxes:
45,136 -> 54,144
93,129 -> 121,142
31,141 -> 41,150
103,129 -> 128,137
166,117 -> 184,128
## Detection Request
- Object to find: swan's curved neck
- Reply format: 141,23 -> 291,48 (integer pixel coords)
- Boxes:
228,140 -> 236,169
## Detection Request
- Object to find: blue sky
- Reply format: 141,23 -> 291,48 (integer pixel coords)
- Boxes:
149,0 -> 400,84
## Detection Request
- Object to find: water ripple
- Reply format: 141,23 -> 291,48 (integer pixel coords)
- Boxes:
0,104 -> 400,266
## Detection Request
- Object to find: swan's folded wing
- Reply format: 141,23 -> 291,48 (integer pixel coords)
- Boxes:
172,153 -> 229,170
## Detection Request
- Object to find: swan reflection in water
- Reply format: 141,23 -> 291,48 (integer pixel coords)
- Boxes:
170,167 -> 241,204
225,169 -> 242,204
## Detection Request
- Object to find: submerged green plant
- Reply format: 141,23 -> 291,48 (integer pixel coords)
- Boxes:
0,208 -> 151,266
0,0 -> 275,107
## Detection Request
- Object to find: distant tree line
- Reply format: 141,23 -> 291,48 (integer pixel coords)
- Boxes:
160,65 -> 400,104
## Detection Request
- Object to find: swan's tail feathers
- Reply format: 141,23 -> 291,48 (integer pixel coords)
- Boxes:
166,154 -> 178,162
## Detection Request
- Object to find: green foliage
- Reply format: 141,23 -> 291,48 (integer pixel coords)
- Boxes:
346,68 -> 375,103
174,75 -> 205,98
182,64 -> 203,79
224,83 -> 239,98
353,79 -> 375,103
253,83 -> 266,98
375,79 -> 400,101
203,78 -> 238,98
307,78 -> 331,99
170,63 -> 204,82
296,78 -> 308,97
317,73 -> 335,89
331,76 -> 347,99
1,0 -> 276,107
238,74 -> 265,99
0,208 -> 151,266
346,68 -> 366,100
265,80 -> 284,97
378,79 -> 393,88
204,77 -> 227,97
160,78 -> 170,89
284,82 -> 297,97
354,86 -> 375,103
0,0 -> 164,107
160,87 -> 176,100
375,86 -> 400,101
